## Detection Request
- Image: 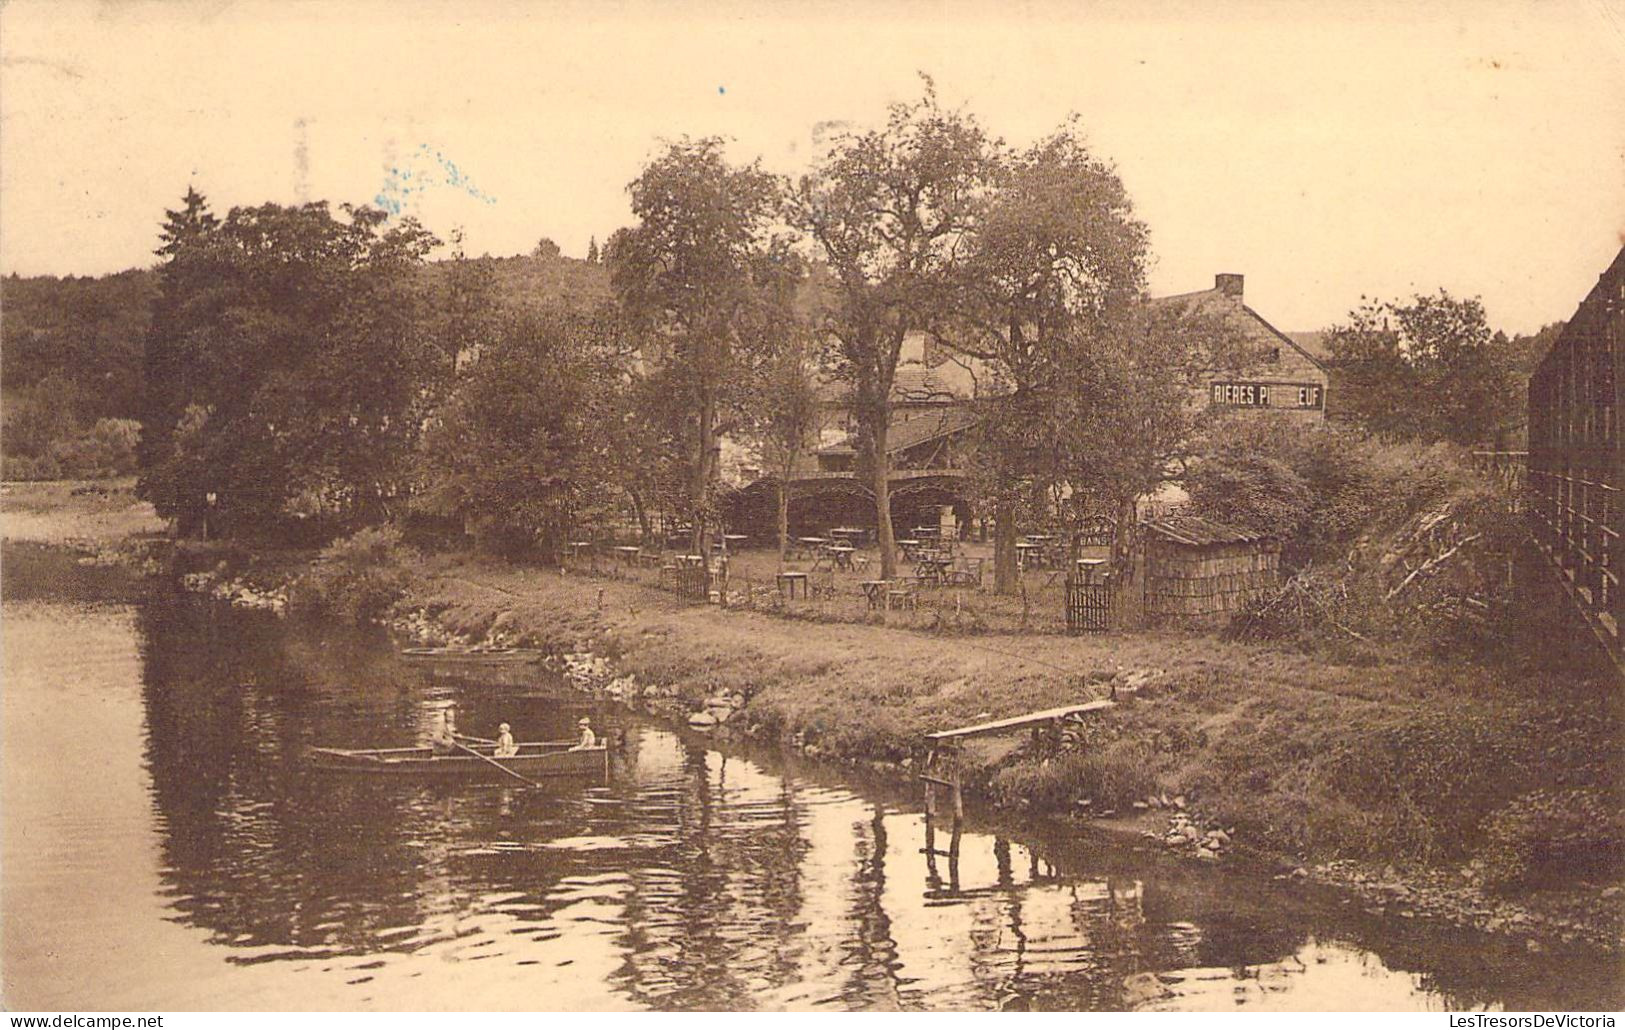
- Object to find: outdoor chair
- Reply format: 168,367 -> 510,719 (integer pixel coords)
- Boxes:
885,581 -> 918,610
945,557 -> 984,589
859,578 -> 889,609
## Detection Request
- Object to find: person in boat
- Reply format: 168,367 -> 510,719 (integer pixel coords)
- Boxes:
571,716 -> 597,750
430,707 -> 460,756
493,722 -> 518,758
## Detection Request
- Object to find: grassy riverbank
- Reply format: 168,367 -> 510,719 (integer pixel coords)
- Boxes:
5,481 -> 1619,951
0,478 -> 164,544
397,557 -> 1622,947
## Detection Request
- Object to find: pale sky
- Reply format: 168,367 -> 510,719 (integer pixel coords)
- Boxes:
2,0 -> 1623,334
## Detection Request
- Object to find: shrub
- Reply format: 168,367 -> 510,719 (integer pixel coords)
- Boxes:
287,525 -> 420,624
988,739 -> 1160,812
50,418 -> 140,477
2,452 -> 61,481
1478,789 -> 1625,891
1187,420 -> 1479,569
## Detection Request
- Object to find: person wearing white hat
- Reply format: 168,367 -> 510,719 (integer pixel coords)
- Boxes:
570,716 -> 597,750
493,722 -> 518,758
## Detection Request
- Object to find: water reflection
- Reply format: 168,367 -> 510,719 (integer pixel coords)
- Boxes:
3,569 -> 1619,1011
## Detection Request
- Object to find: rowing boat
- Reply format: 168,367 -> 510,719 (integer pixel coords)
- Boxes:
309,741 -> 608,778
398,646 -> 547,666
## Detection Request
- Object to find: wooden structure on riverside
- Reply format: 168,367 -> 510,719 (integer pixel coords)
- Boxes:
1141,516 -> 1280,626
1527,247 -> 1622,674
918,701 -> 1115,869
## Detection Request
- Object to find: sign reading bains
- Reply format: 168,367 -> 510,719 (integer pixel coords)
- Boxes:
1210,381 -> 1324,410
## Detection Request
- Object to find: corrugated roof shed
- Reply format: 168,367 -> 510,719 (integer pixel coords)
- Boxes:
1142,515 -> 1274,547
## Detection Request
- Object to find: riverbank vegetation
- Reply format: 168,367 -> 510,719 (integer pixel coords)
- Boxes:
1184,420 -> 1538,663
387,560 -> 1620,933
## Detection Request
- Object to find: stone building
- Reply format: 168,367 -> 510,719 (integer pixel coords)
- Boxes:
1153,273 -> 1330,419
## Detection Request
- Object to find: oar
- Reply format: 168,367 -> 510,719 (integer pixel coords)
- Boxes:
453,740 -> 541,787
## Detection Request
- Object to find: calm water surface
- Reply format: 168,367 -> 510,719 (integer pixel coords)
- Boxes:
3,545 -> 1619,1011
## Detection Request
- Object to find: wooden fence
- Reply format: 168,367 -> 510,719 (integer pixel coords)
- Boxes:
1527,247 -> 1622,673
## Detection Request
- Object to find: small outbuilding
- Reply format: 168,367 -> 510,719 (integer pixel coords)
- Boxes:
1142,515 -> 1280,626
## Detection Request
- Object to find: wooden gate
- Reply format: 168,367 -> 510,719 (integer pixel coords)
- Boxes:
672,563 -> 727,603
675,564 -> 710,602
1065,577 -> 1113,633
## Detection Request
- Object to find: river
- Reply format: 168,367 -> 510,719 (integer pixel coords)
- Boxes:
2,543 -> 1618,1011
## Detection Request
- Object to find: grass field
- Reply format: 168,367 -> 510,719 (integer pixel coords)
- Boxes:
0,477 -> 164,544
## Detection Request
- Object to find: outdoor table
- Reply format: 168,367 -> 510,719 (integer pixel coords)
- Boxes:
896,538 -> 921,561
795,536 -> 829,560
1015,541 -> 1046,569
830,527 -> 869,546
916,555 -> 952,586
776,571 -> 809,599
859,579 -> 889,609
913,526 -> 942,540
1075,558 -> 1109,585
721,533 -> 749,550
613,545 -> 641,565
677,553 -> 705,567
828,544 -> 856,570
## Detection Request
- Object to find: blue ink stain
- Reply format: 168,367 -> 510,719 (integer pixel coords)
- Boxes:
374,145 -> 497,219
718,86 -> 726,94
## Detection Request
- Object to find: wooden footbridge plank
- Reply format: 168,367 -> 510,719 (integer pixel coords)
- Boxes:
925,699 -> 1115,742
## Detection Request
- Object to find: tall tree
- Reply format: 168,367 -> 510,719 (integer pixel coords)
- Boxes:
1325,290 -> 1519,446
138,187 -> 222,533
136,197 -> 438,535
791,82 -> 998,578
952,123 -> 1148,592
1048,303 -> 1244,566
608,137 -> 794,558
747,329 -> 822,565
416,307 -> 617,558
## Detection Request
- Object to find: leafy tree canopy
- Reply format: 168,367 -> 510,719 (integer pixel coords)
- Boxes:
1324,290 -> 1520,447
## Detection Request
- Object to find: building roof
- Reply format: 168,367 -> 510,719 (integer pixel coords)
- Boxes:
815,405 -> 979,456
814,360 -> 978,407
892,364 -> 967,401
1142,515 -> 1275,547
1149,277 -> 1328,373
1285,330 -> 1330,363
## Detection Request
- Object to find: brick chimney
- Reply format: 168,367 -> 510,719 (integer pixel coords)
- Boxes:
1215,273 -> 1244,299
